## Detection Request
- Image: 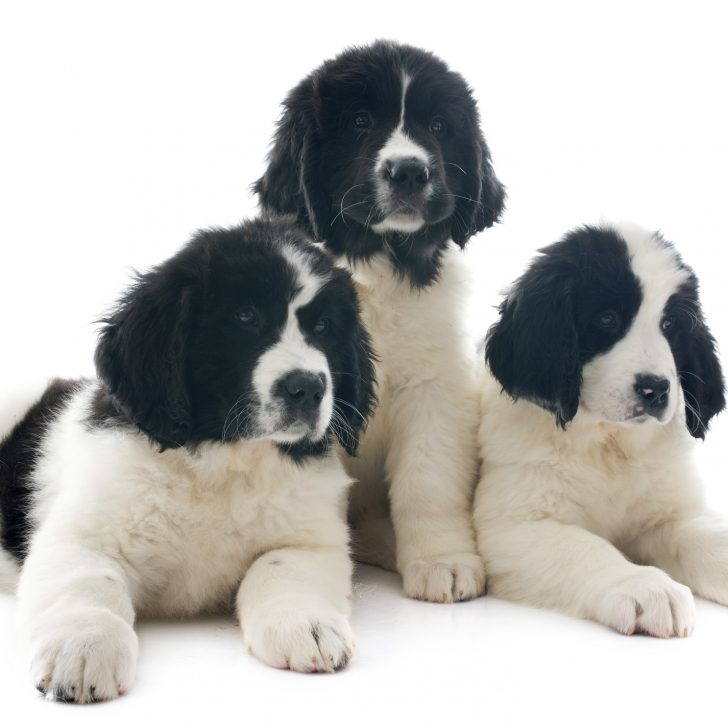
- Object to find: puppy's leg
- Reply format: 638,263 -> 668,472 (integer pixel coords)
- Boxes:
626,513 -> 728,605
18,540 -> 138,703
480,519 -> 695,637
348,476 -> 397,572
386,379 -> 484,603
238,546 -> 355,673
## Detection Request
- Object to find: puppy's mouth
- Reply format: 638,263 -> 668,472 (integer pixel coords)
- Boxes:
627,404 -> 670,424
371,211 -> 426,234
579,401 -> 671,425
275,410 -> 329,438
335,178 -> 454,235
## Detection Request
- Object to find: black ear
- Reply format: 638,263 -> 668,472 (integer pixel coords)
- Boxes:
485,260 -> 580,426
451,134 -> 506,247
332,308 -> 377,456
675,306 -> 726,439
94,268 -> 195,449
254,79 -> 329,241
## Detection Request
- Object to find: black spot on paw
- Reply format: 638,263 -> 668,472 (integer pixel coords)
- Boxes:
333,651 -> 350,671
54,686 -> 77,703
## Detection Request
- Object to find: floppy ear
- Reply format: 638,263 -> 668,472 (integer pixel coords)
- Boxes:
332,310 -> 377,456
451,134 -> 506,247
94,269 -> 194,449
675,307 -> 726,439
485,261 -> 580,427
254,79 -> 330,241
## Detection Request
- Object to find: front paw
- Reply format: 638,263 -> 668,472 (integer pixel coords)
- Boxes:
596,567 -> 695,638
30,607 -> 138,703
244,602 -> 354,673
402,552 -> 486,603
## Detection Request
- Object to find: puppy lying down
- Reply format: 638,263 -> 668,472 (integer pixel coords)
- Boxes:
476,222 -> 726,637
0,219 -> 375,702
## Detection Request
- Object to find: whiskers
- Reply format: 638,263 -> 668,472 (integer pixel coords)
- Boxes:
441,161 -> 467,175
673,305 -> 701,332
331,183 -> 368,228
221,393 -> 258,442
679,369 -> 706,386
442,191 -> 483,207
328,397 -> 368,451
681,385 -> 706,433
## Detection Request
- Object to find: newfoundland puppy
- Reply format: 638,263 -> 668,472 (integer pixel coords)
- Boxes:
476,223 -> 726,636
256,41 -> 505,602
0,220 -> 375,702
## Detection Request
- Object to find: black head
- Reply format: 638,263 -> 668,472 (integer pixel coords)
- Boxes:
255,41 -> 505,288
485,224 -> 725,437
94,220 -> 376,457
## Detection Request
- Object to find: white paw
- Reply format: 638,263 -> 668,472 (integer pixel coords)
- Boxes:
402,552 -> 486,603
597,568 -> 695,638
244,602 -> 354,673
30,607 -> 138,703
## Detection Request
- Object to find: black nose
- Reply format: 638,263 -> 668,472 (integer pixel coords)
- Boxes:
385,157 -> 431,193
634,375 -> 670,413
280,371 -> 325,411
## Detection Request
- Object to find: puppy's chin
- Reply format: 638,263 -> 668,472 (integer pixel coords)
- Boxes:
266,419 -> 329,445
371,213 -> 425,234
578,401 -> 673,427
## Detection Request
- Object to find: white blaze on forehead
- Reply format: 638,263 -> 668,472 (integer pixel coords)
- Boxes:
372,70 -> 430,234
281,246 -> 329,310
616,222 -> 690,319
376,71 -> 430,169
399,72 -> 411,126
251,246 -> 334,440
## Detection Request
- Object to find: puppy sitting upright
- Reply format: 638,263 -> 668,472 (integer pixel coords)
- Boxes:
476,223 -> 726,637
0,220 -> 375,702
256,41 -> 505,602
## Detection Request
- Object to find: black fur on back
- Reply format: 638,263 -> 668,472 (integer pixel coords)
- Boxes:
0,378 -> 83,559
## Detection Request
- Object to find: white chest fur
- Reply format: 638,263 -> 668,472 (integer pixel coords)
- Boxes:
27,387 -> 350,617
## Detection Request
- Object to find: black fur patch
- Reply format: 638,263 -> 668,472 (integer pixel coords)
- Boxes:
0,378 -> 83,559
661,273 -> 726,438
255,40 -> 505,288
486,226 -> 643,426
85,384 -> 131,432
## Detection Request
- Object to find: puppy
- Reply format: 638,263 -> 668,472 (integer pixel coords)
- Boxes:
0,220 -> 375,702
256,41 -> 505,602
475,222 -> 726,636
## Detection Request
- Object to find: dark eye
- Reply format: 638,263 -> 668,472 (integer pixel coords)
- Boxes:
352,111 -> 372,130
595,311 -> 620,330
237,308 -> 258,327
430,116 -> 447,135
313,318 -> 329,335
661,315 -> 675,332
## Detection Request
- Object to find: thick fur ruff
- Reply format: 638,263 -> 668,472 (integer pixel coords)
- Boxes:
0,220 -> 376,702
257,41 -> 506,602
476,222 -> 726,637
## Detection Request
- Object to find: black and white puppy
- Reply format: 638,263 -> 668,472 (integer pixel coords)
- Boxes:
475,222 -> 726,636
0,220 -> 375,702
256,41 -> 505,602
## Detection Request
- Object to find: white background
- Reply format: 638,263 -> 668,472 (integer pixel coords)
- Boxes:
1,1 -> 728,725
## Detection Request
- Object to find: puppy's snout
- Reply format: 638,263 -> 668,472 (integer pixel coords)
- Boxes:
634,375 -> 670,414
384,157 -> 431,194
279,370 -> 325,412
